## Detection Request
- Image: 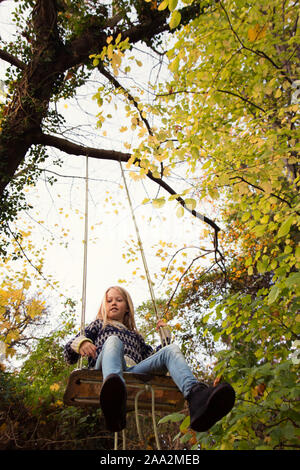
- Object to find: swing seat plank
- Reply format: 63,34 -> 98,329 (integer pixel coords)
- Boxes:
63,369 -> 185,412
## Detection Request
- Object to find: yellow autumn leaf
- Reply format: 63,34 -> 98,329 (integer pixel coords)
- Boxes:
126,155 -> 135,168
274,88 -> 282,98
248,24 -> 267,42
176,206 -> 184,218
158,0 -> 169,11
152,198 -> 166,208
111,52 -> 122,69
138,127 -> 147,138
155,153 -> 168,162
129,171 -> 141,181
184,198 -> 196,210
107,44 -> 114,60
50,383 -> 60,392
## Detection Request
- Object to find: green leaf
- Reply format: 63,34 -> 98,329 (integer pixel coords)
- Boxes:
169,0 -> 178,11
285,272 -> 300,288
179,415 -> 190,432
191,146 -> 199,159
277,216 -> 294,238
257,259 -> 267,274
268,284 -> 280,304
245,256 -> 252,267
253,224 -> 267,237
169,10 -> 181,29
169,56 -> 180,73
202,160 -> 211,169
180,432 -> 193,444
242,212 -> 251,222
158,0 -> 169,11
158,412 -> 185,424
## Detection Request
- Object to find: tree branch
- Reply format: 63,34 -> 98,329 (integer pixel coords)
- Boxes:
36,132 -> 131,163
0,49 -> 25,69
157,87 -> 266,112
230,175 -> 299,213
35,132 -> 221,239
98,64 -> 153,135
216,89 -> 266,112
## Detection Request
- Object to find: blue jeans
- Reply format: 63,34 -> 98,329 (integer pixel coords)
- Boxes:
94,335 -> 198,398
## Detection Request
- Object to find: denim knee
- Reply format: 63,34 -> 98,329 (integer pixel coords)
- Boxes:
161,343 -> 182,358
103,335 -> 124,349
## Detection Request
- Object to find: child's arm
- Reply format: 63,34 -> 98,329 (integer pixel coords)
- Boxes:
63,320 -> 101,365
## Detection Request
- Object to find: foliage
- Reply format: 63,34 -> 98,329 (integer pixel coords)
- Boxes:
0,0 -> 206,252
138,0 -> 300,450
0,325 -> 112,450
0,231 -> 48,361
0,225 -> 78,364
0,278 -> 46,360
89,0 -> 300,449
0,314 -> 189,450
0,0 -> 299,451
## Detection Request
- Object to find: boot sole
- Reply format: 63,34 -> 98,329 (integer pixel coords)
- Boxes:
100,374 -> 127,432
191,383 -> 235,432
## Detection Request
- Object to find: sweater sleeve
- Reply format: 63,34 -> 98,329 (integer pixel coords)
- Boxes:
64,320 -> 101,365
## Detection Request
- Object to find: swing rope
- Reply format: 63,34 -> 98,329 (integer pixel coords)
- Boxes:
119,161 -> 168,345
79,154 -> 89,368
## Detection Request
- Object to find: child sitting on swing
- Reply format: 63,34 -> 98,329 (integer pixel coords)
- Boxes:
64,285 -> 235,433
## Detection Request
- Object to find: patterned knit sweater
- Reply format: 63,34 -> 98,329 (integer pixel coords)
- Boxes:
64,319 -> 170,369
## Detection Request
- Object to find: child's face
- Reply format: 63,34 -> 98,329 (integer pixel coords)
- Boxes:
106,288 -> 128,323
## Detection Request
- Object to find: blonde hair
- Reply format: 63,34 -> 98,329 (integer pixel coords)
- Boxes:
96,286 -> 138,332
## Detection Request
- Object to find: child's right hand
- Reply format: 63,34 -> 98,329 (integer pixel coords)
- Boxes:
79,341 -> 97,359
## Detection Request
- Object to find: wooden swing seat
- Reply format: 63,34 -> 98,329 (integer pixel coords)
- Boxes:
63,368 -> 185,412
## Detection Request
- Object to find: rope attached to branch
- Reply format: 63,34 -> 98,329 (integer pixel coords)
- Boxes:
119,161 -> 168,345
79,155 -> 89,368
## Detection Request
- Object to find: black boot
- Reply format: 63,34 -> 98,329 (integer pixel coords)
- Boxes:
187,382 -> 235,432
100,373 -> 127,432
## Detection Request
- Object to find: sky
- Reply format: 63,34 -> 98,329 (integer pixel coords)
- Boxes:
0,1 -> 215,334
